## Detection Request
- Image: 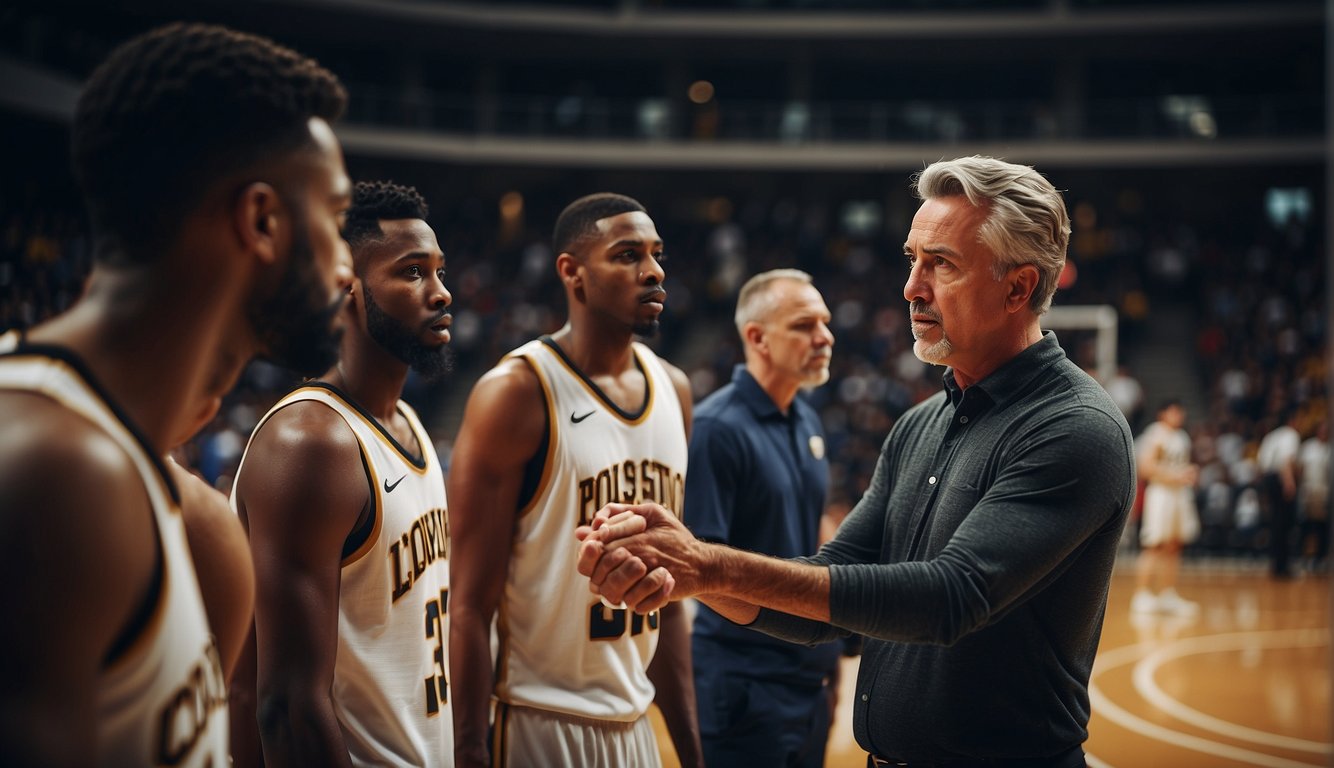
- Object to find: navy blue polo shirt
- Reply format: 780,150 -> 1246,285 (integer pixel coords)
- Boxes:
685,364 -> 840,683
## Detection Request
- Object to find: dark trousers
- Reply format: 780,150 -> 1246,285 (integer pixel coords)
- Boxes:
696,670 -> 832,768
867,743 -> 1086,768
1265,473 -> 1297,577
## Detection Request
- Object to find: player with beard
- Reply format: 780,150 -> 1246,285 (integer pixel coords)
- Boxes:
0,23 -> 350,767
449,193 -> 703,767
230,181 -> 454,768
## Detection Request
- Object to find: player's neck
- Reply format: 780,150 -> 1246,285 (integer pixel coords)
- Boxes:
28,268 -> 236,454
550,323 -> 635,377
327,335 -> 409,423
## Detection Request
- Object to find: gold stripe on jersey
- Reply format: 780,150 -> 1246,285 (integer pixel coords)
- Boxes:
514,355 -> 558,520
340,437 -> 382,568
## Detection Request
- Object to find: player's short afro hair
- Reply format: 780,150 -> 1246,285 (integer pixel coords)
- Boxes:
551,193 -> 647,255
72,22 -> 347,262
342,181 -> 431,250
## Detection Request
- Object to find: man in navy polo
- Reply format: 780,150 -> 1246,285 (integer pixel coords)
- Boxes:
684,269 -> 841,768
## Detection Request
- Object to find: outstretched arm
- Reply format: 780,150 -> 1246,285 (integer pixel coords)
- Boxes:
448,359 -> 547,768
578,504 -> 832,623
234,403 -> 368,768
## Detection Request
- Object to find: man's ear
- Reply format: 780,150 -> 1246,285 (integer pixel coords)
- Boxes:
1006,264 -> 1040,313
556,251 -> 582,289
743,321 -> 767,353
233,182 -> 284,266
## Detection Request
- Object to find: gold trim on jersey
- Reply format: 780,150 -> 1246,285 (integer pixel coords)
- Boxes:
540,342 -> 656,427
513,354 -> 557,521
493,701 -> 510,767
286,385 -> 432,476
340,434 -> 383,568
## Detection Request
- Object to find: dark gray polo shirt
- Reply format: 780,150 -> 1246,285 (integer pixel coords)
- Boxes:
749,332 -> 1135,761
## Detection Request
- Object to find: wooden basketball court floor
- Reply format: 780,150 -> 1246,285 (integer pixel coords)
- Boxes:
651,558 -> 1331,767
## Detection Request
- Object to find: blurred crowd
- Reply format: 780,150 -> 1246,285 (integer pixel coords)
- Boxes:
2,185 -> 1325,564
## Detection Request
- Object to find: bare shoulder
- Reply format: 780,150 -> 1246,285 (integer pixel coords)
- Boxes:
459,356 -> 546,439
236,399 -> 363,500
234,398 -> 367,534
452,355 -> 547,481
172,460 -> 248,562
169,460 -> 254,679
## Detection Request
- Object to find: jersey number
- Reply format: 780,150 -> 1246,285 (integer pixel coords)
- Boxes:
589,603 -> 659,641
424,588 -> 449,715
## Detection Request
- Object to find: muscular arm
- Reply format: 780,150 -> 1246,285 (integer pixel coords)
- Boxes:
448,359 -> 547,768
0,400 -> 158,765
234,404 -> 368,768
171,459 -> 255,681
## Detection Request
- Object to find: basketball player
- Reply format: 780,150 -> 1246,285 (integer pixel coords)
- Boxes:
0,22 -> 351,766
1131,399 -> 1200,615
231,181 -> 454,767
448,193 -> 704,767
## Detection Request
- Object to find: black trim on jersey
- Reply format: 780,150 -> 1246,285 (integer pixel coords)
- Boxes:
0,340 -> 182,505
104,529 -> 165,666
342,444 -> 378,560
538,335 -> 649,421
517,360 -> 550,512
300,381 -> 427,470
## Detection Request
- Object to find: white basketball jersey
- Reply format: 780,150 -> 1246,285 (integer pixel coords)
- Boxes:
0,333 -> 228,767
233,384 -> 452,767
496,338 -> 687,721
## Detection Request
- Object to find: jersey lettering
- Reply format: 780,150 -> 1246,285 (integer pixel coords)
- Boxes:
588,603 -> 660,641
423,588 -> 449,715
576,459 -> 685,525
390,506 -> 448,602
155,637 -> 227,766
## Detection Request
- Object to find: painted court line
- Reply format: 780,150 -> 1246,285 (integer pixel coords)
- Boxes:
1090,638 -> 1327,768
1134,628 -> 1330,754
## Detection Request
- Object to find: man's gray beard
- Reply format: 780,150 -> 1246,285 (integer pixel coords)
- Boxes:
913,336 -> 953,365
798,365 -> 831,391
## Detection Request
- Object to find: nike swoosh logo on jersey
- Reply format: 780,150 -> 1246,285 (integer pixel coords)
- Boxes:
384,475 -> 407,493
571,410 -> 595,423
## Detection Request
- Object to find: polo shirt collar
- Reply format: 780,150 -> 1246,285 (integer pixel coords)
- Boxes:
731,364 -> 787,420
942,331 -> 1066,409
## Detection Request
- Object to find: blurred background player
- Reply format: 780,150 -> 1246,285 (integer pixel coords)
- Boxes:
1258,409 -> 1303,579
230,181 -> 455,767
684,268 -> 841,768
448,193 -> 703,767
0,21 -> 351,767
1131,399 -> 1200,616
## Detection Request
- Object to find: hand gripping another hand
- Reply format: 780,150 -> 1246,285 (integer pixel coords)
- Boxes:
575,502 -> 705,614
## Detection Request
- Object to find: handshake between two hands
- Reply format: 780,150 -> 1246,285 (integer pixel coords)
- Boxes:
575,502 -> 703,615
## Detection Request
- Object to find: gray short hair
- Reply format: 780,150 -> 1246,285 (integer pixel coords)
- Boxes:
912,156 -> 1069,315
734,268 -> 814,334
